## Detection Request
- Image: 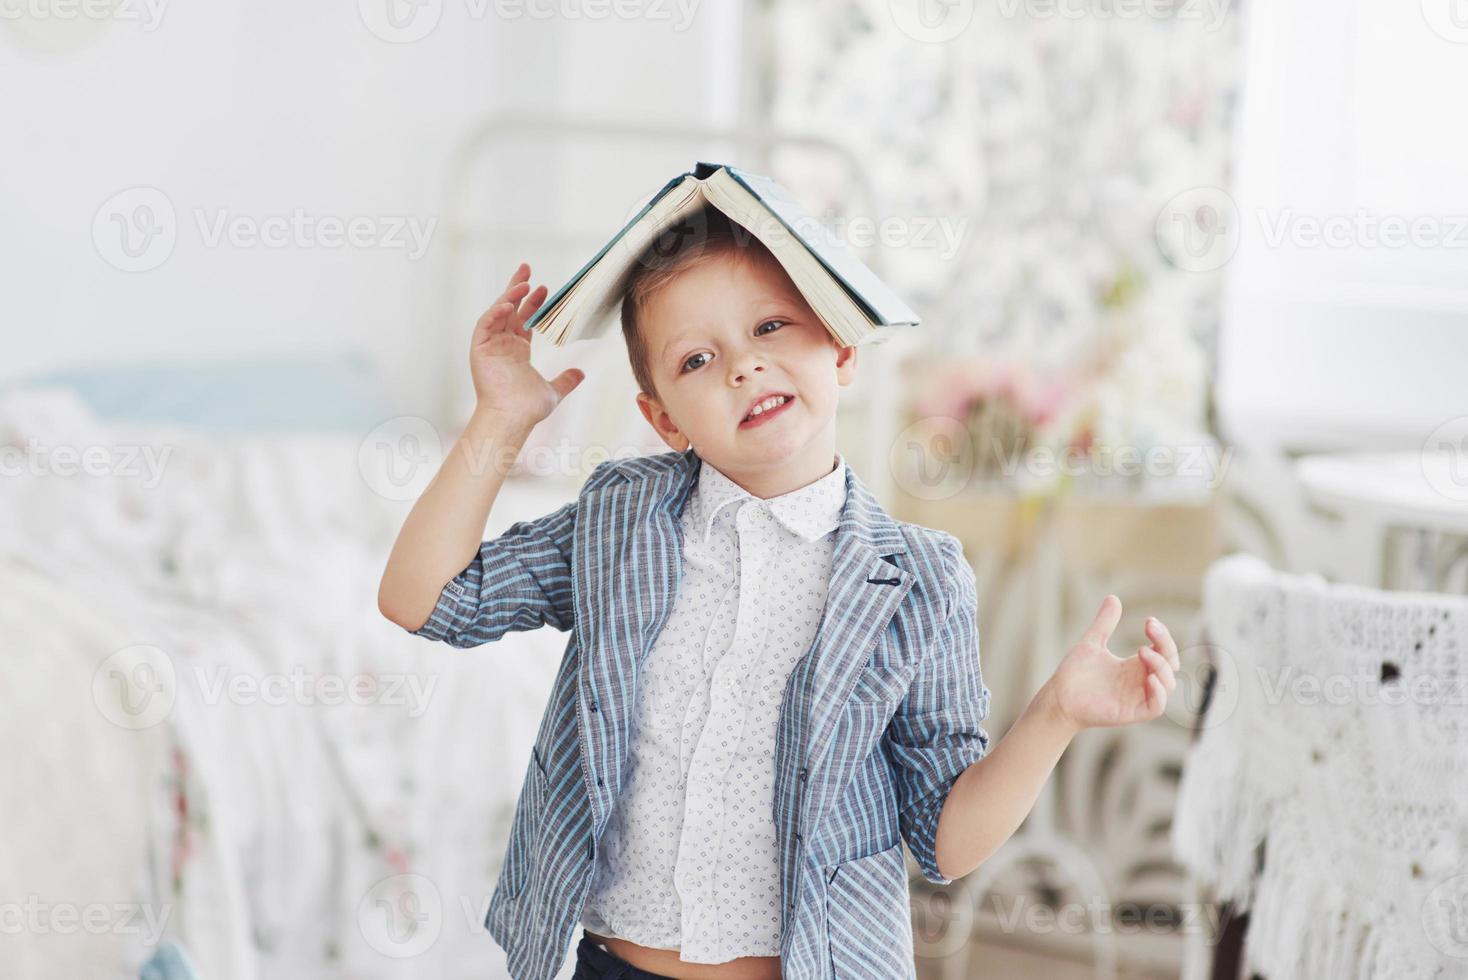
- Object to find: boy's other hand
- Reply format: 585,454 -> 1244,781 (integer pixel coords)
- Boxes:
470,261 -> 585,425
1040,594 -> 1180,734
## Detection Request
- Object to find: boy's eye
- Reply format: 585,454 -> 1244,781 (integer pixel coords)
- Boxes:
678,321 -> 786,374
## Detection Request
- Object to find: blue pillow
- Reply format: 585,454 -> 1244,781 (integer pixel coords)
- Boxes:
1,353 -> 390,433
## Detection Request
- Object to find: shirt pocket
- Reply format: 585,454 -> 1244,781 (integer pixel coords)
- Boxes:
845,627 -> 921,705
825,840 -> 915,978
500,746 -> 552,902
846,657 -> 916,705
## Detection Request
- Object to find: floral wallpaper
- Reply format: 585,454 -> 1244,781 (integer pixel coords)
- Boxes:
760,0 -> 1244,475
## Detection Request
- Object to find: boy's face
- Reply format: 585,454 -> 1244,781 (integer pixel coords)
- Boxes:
634,250 -> 858,488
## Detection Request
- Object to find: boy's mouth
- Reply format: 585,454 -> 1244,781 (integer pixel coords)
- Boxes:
739,393 -> 795,429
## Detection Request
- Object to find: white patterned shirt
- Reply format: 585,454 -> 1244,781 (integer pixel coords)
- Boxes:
579,451 -> 848,963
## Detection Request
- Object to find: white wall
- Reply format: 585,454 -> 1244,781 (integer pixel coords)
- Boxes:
0,0 -> 743,421
1217,0 -> 1468,452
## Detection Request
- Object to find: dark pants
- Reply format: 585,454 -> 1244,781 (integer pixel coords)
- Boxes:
572,931 -> 681,980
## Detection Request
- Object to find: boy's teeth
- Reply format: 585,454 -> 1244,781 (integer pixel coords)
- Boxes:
746,395 -> 787,419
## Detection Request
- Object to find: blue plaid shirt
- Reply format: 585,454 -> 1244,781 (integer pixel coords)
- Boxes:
406,446 -> 991,979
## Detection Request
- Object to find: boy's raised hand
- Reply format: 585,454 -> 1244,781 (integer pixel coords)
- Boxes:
470,261 -> 585,425
1043,595 -> 1180,733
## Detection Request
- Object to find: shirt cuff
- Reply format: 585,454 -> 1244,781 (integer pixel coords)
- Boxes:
405,561 -> 483,645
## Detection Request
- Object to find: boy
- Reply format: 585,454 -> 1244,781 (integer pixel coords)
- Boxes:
378,208 -> 1180,980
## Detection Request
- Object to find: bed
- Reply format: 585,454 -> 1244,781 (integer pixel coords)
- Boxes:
1,376 -> 583,980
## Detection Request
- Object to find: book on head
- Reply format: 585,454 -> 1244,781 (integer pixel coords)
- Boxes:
524,161 -> 921,348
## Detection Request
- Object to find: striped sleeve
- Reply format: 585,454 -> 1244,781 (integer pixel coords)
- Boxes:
887,534 -> 991,885
407,498 -> 579,647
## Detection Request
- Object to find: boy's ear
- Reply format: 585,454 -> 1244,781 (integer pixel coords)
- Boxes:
835,342 -> 858,386
636,391 -> 690,452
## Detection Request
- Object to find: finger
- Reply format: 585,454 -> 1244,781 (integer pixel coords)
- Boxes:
1146,617 -> 1179,669
505,261 -> 529,291
475,283 -> 534,337
1139,646 -> 1176,692
1082,594 -> 1122,647
499,279 -> 532,310
1139,646 -> 1176,691
513,283 -> 549,332
1146,673 -> 1167,716
474,300 -> 517,338
547,368 -> 585,404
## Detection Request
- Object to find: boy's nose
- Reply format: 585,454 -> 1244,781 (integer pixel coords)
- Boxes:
727,353 -> 767,384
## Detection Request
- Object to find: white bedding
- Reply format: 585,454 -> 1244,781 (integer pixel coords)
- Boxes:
0,388 -> 581,980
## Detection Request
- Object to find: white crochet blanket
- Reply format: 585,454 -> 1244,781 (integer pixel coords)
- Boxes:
0,387 -> 577,980
1172,553 -> 1468,980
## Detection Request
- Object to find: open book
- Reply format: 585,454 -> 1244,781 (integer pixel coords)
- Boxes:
524,161 -> 920,347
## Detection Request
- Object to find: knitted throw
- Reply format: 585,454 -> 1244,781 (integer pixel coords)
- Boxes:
1172,554 -> 1468,979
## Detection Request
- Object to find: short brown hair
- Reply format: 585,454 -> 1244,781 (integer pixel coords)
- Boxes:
620,205 -> 789,399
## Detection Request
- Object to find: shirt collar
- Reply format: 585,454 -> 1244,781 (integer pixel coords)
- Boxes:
691,453 -> 848,545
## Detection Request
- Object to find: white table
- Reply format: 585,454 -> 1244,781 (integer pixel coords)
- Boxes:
1295,451 -> 1468,592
